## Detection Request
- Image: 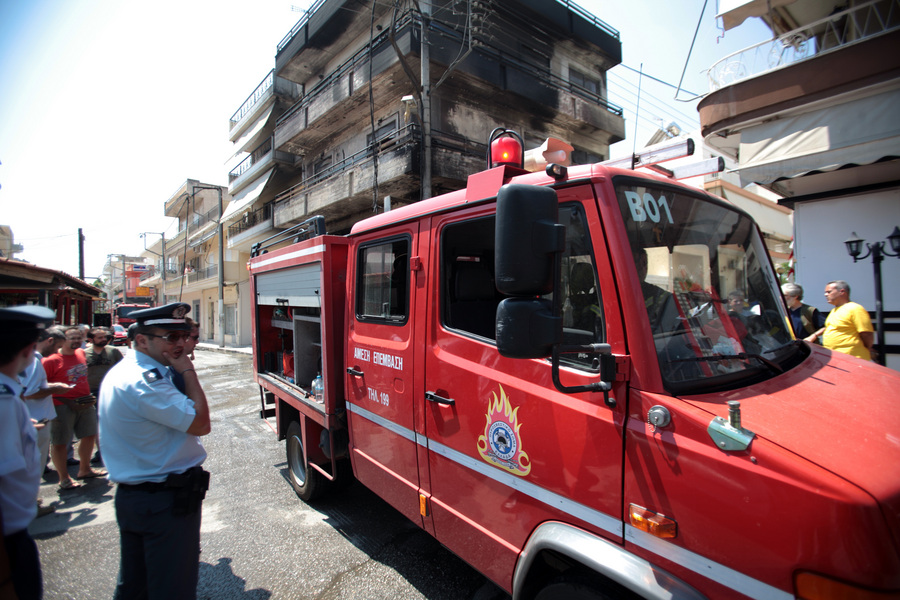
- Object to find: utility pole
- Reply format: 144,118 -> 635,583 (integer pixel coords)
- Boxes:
78,228 -> 85,280
190,184 -> 226,348
420,0 -> 432,200
121,255 -> 127,304
141,232 -> 167,306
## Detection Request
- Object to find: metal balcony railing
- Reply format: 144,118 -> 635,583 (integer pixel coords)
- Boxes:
230,70 -> 274,129
229,137 -> 278,184
187,264 -> 218,285
228,202 -> 274,238
228,136 -> 296,185
706,0 -> 900,91
276,12 -> 622,136
274,124 -> 419,205
277,0 -> 328,54
276,0 -> 617,55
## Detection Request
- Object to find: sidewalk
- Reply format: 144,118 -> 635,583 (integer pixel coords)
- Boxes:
194,342 -> 252,356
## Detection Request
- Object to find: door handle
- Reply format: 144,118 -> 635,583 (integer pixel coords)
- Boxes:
425,391 -> 455,405
347,367 -> 364,377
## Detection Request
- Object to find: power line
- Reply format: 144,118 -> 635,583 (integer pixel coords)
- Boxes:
608,72 -> 700,128
615,63 -> 702,98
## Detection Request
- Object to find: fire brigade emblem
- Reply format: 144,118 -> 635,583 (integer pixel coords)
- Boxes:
477,386 -> 531,476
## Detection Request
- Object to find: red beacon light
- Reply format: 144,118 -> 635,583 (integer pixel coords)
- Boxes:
488,128 -> 524,169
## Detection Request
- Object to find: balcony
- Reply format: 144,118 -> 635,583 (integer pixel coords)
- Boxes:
229,69 -> 303,151
274,16 -> 624,158
227,202 -> 274,248
274,125 -> 420,228
229,136 -> 296,195
698,0 -> 900,192
706,0 -> 900,91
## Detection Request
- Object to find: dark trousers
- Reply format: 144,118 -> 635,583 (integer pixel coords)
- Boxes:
113,485 -> 202,600
3,528 -> 43,600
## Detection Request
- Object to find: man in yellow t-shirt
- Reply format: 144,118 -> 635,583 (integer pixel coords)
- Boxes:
811,280 -> 875,361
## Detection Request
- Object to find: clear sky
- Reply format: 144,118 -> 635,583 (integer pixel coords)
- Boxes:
0,0 -> 771,281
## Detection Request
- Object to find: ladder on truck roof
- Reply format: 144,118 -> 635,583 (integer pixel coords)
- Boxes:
600,138 -> 725,180
250,216 -> 326,258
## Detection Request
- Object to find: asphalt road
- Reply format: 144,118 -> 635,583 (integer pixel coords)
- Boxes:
30,348 -> 509,600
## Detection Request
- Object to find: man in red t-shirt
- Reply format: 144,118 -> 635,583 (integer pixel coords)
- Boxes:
42,326 -> 106,490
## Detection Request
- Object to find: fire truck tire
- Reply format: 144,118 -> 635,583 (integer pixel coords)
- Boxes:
286,421 -> 324,502
534,574 -> 638,600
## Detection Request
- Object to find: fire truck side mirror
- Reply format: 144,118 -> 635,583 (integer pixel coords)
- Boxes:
496,298 -> 561,359
495,184 -> 564,296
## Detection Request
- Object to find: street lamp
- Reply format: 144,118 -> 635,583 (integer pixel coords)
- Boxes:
844,226 -> 900,366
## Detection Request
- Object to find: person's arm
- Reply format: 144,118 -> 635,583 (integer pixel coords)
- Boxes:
804,327 -> 825,343
166,351 -> 210,436
24,382 -> 72,400
860,331 -> 875,355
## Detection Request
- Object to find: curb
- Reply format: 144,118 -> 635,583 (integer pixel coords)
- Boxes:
195,343 -> 252,356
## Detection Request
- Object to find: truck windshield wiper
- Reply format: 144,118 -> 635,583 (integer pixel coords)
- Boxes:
673,352 -> 784,374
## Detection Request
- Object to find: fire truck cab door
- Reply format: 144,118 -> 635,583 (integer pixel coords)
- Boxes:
345,224 -> 423,526
422,190 -> 628,588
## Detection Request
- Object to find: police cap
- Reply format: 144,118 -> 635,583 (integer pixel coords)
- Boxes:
0,305 -> 56,332
131,302 -> 192,331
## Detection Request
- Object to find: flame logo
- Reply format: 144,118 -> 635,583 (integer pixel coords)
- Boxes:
477,386 -> 531,476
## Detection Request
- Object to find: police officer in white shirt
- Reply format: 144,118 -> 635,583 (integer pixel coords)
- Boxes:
1,304 -> 56,600
98,302 -> 211,600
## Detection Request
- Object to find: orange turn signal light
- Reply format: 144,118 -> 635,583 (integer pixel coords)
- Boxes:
419,493 -> 430,518
629,504 -> 677,539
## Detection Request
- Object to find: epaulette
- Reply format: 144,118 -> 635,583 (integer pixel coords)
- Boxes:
142,368 -> 164,384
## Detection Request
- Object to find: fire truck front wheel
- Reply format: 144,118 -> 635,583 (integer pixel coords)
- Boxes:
286,420 -> 324,502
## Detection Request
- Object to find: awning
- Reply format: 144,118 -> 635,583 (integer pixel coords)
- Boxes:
716,0 -> 796,31
221,168 -> 275,225
231,104 -> 275,156
736,88 -> 900,187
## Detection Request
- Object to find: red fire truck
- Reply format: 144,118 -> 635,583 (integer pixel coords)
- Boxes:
248,131 -> 900,600
115,303 -> 150,326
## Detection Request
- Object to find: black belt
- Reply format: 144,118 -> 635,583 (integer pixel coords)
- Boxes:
118,480 -> 170,492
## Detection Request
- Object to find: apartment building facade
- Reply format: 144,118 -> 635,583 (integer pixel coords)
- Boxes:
699,0 -> 900,368
224,0 -> 626,254
160,180 -> 242,346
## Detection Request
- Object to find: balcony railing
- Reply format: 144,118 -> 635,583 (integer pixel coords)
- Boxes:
230,138 -> 270,182
187,264 -> 218,285
277,0 -> 328,54
706,0 -> 900,91
230,70 -> 274,129
275,124 -> 419,205
228,202 -> 273,238
276,0 -> 617,55
277,12 -> 622,135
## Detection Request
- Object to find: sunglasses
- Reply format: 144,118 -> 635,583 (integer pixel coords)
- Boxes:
144,332 -> 191,344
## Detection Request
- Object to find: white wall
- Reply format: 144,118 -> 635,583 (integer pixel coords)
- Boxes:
794,187 -> 900,370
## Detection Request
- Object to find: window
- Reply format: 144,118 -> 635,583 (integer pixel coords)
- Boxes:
569,68 -> 601,98
224,304 -> 237,335
366,119 -> 397,146
441,206 -> 604,368
557,204 -> 606,369
356,238 -> 409,323
442,217 -> 498,340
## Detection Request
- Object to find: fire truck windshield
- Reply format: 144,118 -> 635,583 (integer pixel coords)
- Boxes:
615,179 -> 796,393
